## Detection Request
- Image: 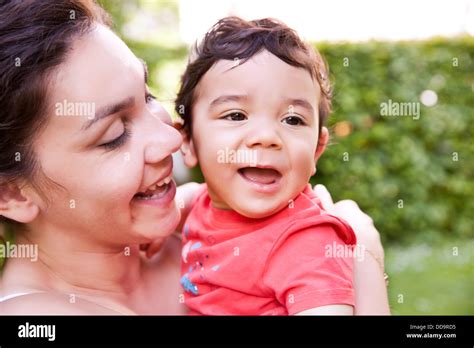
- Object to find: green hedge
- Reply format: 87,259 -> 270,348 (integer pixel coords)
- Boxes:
313,37 -> 473,244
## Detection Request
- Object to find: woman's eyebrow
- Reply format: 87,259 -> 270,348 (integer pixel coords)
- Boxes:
138,58 -> 148,83
81,59 -> 147,131
81,96 -> 135,131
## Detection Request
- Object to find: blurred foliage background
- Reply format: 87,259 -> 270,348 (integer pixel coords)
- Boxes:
316,39 -> 474,314
2,0 -> 471,315
317,38 -> 473,245
101,0 -> 473,315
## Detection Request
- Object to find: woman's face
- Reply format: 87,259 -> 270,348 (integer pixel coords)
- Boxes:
30,25 -> 183,247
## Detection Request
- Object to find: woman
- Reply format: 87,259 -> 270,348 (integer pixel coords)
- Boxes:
0,0 -> 389,315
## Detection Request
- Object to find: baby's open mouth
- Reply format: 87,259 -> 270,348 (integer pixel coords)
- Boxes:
238,167 -> 282,185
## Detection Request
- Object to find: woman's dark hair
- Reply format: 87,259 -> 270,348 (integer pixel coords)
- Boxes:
175,16 -> 332,136
0,0 -> 110,224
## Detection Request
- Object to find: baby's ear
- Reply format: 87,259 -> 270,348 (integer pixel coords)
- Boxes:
314,126 -> 329,163
179,128 -> 198,169
0,182 -> 40,223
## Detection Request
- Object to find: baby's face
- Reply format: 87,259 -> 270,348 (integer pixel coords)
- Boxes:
186,50 -> 325,218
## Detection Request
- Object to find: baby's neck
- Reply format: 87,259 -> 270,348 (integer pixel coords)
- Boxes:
208,185 -> 309,219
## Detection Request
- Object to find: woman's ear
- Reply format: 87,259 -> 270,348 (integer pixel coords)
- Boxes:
0,183 -> 40,223
180,130 -> 198,169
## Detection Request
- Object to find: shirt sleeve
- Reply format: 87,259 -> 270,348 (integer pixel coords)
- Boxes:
262,216 -> 356,315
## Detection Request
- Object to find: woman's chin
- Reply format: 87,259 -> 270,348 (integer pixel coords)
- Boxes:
134,204 -> 181,240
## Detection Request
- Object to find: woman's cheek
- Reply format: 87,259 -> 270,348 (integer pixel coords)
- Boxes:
102,154 -> 143,197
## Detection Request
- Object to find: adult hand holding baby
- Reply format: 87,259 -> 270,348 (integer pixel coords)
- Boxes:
314,184 -> 391,315
314,184 -> 385,264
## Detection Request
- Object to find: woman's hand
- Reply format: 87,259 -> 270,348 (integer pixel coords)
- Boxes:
314,184 -> 390,314
314,184 -> 384,264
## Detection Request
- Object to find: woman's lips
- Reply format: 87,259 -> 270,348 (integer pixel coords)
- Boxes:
132,179 -> 176,207
238,167 -> 282,193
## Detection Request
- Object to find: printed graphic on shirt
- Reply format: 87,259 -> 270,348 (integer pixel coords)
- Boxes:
180,225 -> 221,296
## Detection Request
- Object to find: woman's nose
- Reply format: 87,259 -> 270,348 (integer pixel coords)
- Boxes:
143,108 -> 183,164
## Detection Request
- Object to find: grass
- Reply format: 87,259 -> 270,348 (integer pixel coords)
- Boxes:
385,237 -> 474,315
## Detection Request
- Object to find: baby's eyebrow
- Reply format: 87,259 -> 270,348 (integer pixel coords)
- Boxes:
209,94 -> 248,108
285,98 -> 314,114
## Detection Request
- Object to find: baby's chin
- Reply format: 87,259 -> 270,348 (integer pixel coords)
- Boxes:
230,196 -> 292,219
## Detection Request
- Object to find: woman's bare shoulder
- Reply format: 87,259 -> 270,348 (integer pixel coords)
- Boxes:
1,292 -> 119,315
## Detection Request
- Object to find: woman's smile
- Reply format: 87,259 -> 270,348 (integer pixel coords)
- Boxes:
132,178 -> 177,207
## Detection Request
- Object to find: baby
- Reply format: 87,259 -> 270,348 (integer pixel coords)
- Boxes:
175,17 -> 356,315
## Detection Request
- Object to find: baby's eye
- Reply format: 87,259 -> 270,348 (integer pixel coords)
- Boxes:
282,115 -> 306,126
222,112 -> 247,121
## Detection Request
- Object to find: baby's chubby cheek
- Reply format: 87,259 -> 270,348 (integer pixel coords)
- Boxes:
193,129 -> 318,217
292,155 -> 316,184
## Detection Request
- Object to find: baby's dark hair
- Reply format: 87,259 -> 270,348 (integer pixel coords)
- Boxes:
175,16 -> 332,136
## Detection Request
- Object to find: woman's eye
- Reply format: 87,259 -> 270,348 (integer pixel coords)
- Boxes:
282,115 -> 305,126
99,126 -> 131,150
222,112 -> 247,121
145,92 -> 156,103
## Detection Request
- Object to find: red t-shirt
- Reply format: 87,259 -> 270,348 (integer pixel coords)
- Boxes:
180,184 -> 356,315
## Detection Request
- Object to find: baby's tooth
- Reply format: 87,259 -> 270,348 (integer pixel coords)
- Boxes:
164,177 -> 171,184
